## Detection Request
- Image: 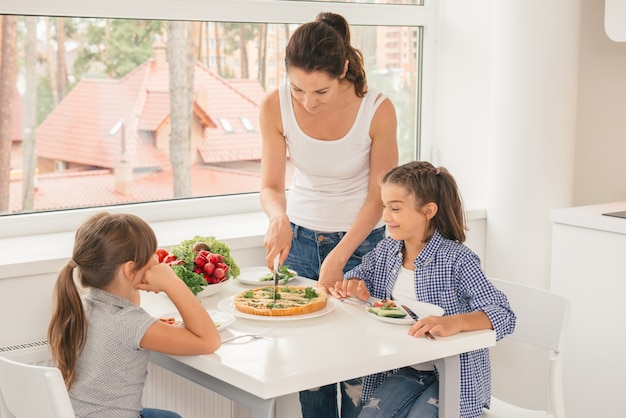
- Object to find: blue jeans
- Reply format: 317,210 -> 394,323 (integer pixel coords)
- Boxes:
358,368 -> 439,418
286,224 -> 385,281
140,408 -> 182,418
290,223 -> 385,418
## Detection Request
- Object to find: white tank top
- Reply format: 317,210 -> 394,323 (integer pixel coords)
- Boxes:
278,83 -> 387,232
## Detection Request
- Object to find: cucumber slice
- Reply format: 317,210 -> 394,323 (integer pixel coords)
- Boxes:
367,307 -> 407,318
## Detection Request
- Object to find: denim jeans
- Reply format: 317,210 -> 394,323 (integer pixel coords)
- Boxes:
300,378 -> 364,418
140,408 -> 182,418
289,223 -> 385,418
286,223 -> 386,281
358,368 -> 439,418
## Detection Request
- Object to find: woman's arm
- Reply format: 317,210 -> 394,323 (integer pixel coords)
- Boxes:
259,90 -> 292,269
318,97 -> 398,287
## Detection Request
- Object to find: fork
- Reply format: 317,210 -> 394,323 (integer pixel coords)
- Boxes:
341,296 -> 373,307
221,327 -> 274,343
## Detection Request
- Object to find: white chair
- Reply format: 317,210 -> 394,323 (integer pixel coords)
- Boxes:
482,278 -> 570,418
0,355 -> 76,418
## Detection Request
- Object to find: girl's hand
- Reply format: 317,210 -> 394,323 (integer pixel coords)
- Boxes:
409,311 -> 493,338
136,263 -> 180,294
408,315 -> 456,339
328,278 -> 370,301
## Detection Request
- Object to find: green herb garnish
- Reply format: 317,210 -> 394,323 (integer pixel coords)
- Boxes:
259,266 -> 297,284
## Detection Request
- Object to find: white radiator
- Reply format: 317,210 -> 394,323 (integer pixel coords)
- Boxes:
0,341 -> 236,418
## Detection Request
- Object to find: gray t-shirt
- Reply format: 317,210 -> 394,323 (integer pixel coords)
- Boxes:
69,288 -> 157,418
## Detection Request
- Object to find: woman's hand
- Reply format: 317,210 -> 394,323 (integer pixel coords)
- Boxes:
317,250 -> 347,288
263,214 -> 292,269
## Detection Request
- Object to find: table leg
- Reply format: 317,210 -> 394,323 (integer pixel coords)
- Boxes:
434,354 -> 460,418
150,352 -> 276,418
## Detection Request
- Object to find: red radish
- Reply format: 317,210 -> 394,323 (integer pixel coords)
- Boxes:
194,256 -> 207,267
203,262 -> 215,275
213,267 -> 225,280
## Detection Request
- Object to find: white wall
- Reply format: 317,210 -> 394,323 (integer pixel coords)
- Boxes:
574,0 -> 626,205
434,0 -> 581,411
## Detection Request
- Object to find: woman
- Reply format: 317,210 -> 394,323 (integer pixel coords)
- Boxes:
259,11 -> 398,418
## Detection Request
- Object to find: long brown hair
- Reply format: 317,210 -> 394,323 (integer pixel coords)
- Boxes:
382,161 -> 467,243
47,212 -> 157,388
285,12 -> 367,97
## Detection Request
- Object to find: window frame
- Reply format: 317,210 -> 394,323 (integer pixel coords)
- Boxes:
0,0 -> 437,237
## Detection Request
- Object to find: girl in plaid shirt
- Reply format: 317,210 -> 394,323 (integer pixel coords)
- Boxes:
331,161 -> 516,418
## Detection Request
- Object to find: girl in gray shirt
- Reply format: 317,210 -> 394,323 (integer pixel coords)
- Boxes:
48,212 -> 221,417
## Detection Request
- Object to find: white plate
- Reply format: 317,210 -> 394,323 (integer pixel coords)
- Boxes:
366,300 -> 444,325
159,309 -> 236,332
236,266 -> 298,286
217,295 -> 336,321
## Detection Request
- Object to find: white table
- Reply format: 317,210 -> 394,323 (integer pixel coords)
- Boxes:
141,277 -> 495,418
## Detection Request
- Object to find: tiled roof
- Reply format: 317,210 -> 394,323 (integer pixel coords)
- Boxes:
35,59 -> 265,170
8,165 -> 264,213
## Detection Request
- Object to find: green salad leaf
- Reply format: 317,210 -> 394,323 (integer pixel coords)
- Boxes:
259,265 -> 297,284
171,264 -> 205,296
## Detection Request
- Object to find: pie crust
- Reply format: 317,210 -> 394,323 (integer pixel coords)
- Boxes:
234,286 -> 328,317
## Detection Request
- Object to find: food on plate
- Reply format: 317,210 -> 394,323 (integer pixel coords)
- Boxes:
234,286 -> 328,317
366,299 -> 407,318
157,236 -> 240,295
159,316 -> 221,328
259,265 -> 297,284
159,317 -> 183,326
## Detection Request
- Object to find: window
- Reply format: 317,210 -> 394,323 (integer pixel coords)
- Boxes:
0,0 -> 434,230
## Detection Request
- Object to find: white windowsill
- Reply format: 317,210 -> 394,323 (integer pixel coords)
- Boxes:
0,195 -> 486,281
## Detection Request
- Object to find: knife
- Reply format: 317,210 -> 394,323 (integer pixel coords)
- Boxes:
272,254 -> 280,304
401,304 -> 436,341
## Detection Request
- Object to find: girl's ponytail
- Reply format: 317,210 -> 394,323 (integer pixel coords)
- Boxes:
48,262 -> 87,389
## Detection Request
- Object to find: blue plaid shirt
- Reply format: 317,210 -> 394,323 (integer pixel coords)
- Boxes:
344,230 -> 516,418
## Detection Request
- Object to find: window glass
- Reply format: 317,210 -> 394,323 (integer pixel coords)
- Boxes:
1,15 -> 420,215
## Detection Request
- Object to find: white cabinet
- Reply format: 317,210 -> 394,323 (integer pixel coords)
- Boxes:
550,202 -> 626,418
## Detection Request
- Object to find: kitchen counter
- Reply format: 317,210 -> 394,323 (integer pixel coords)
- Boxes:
550,201 -> 626,418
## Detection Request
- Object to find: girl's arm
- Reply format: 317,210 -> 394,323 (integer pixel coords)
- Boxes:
409,311 -> 493,339
259,90 -> 292,269
138,264 -> 221,355
411,258 -> 515,339
318,97 -> 398,287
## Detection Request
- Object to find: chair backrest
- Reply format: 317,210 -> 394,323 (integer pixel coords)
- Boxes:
488,278 -> 571,417
0,355 -> 76,418
489,278 -> 570,352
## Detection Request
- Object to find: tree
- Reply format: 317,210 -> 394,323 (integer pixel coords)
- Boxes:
167,21 -> 193,198
0,15 -> 17,213
239,25 -> 249,79
55,18 -> 69,101
213,22 -> 222,76
22,16 -> 38,212
222,23 -> 257,79
257,24 -> 267,89
106,20 -> 163,78
45,17 -> 58,105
